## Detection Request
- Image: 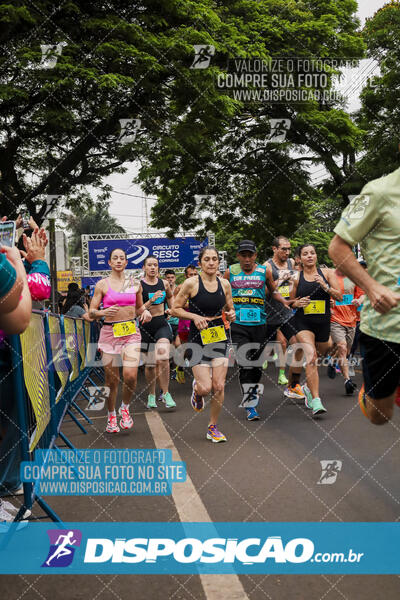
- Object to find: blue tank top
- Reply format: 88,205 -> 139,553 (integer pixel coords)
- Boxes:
229,263 -> 267,326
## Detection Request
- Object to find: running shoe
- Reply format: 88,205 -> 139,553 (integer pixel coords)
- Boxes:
106,414 -> 120,433
176,366 -> 185,384
278,371 -> 289,385
335,364 -> 341,374
118,405 -> 133,430
262,360 -> 269,370
327,359 -> 336,379
310,397 -> 327,416
206,424 -> 227,443
344,378 -> 357,395
191,379 -> 205,412
358,385 -> 368,419
284,384 -> 305,399
147,394 -> 157,409
162,392 -> 176,409
246,407 -> 260,421
302,384 -> 313,408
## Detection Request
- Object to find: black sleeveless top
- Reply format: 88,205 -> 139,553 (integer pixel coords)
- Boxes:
296,268 -> 331,322
188,275 -> 226,339
141,278 -> 166,305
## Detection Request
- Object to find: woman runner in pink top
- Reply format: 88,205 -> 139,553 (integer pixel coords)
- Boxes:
89,248 -> 151,433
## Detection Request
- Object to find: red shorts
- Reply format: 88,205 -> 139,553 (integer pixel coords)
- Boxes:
98,324 -> 141,355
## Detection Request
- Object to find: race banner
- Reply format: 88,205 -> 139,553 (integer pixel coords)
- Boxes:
87,236 -> 207,271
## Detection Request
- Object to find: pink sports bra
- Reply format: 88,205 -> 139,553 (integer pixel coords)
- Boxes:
103,279 -> 137,308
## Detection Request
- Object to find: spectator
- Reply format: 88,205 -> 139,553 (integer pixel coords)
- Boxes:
63,288 -> 91,322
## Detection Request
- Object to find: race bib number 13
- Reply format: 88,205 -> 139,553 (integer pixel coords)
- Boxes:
112,321 -> 137,338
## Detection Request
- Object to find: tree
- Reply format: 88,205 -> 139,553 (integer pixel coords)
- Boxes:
139,0 -> 365,237
0,0 -> 248,222
356,0 -> 400,182
63,196 -> 125,257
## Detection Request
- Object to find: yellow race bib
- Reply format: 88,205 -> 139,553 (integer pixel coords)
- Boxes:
278,284 -> 290,298
304,300 -> 326,315
200,325 -> 227,345
112,320 -> 137,338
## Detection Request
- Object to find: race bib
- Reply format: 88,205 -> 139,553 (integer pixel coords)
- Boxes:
304,300 -> 326,315
239,307 -> 261,322
112,320 -> 137,338
149,291 -> 166,305
335,294 -> 353,306
200,325 -> 227,345
278,284 -> 290,298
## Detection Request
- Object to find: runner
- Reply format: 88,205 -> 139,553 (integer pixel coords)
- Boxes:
172,247 -> 235,442
329,168 -> 400,425
328,264 -> 364,395
263,236 -> 304,399
173,264 -> 198,383
224,240 -> 284,421
290,244 -> 342,416
89,248 -> 152,433
140,256 -> 176,409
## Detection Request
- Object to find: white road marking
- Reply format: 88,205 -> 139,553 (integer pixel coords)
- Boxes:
146,411 -> 248,600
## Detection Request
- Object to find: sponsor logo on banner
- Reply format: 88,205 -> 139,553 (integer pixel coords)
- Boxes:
126,245 -> 150,264
42,529 -> 82,567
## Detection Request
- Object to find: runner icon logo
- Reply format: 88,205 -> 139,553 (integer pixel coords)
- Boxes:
87,386 -> 110,411
190,45 -> 215,69
317,460 -> 342,485
42,529 -> 82,568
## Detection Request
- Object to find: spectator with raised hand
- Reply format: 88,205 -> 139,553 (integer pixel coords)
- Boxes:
0,244 -> 32,334
19,225 -> 51,303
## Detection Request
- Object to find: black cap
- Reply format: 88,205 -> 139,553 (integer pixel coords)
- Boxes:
237,240 -> 257,253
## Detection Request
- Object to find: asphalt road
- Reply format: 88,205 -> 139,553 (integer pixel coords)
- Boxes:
2,362 -> 400,599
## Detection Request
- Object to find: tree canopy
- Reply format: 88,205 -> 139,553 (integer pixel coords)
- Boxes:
0,0 -> 370,250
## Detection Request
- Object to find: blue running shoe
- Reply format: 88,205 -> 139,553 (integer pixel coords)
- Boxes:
246,407 -> 260,421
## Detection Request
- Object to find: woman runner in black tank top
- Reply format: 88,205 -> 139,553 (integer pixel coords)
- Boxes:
140,256 -> 176,410
290,244 -> 342,415
172,247 -> 236,443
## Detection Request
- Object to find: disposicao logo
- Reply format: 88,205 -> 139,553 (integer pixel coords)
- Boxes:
83,536 -> 314,564
42,529 -> 82,568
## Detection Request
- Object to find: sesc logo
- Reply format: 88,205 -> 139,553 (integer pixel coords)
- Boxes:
84,536 -> 314,565
42,529 -> 82,568
126,245 -> 150,265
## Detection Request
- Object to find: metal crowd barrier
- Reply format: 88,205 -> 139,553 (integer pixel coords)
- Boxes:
9,310 -> 102,522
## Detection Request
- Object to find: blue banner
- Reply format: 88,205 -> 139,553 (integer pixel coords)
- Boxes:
88,237 -> 207,271
1,522 -> 400,574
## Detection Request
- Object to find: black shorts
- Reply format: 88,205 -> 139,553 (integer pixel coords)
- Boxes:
140,315 -> 173,349
294,315 -> 331,343
231,322 -> 275,365
360,332 -> 400,399
266,315 -> 298,343
187,325 -> 229,365
169,322 -> 178,341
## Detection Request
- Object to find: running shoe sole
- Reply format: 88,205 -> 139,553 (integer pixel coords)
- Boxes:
284,389 -> 305,400
206,432 -> 227,443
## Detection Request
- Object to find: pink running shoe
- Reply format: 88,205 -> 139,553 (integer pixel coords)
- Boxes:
106,414 -> 120,433
118,405 -> 133,430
